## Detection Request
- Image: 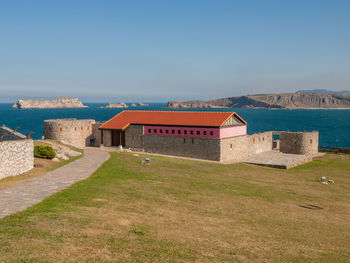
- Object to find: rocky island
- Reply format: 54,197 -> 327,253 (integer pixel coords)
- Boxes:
168,92 -> 350,109
104,102 -> 128,108
13,97 -> 87,109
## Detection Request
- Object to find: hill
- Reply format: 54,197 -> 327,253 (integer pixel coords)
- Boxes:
168,93 -> 350,109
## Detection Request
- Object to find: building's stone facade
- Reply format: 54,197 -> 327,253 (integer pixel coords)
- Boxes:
44,119 -> 96,148
143,135 -> 222,161
125,125 -> 144,150
0,126 -> 34,179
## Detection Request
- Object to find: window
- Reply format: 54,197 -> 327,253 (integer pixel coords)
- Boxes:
310,139 -> 312,144
210,131 -> 214,136
197,130 -> 200,135
253,138 -> 255,143
87,126 -> 89,130
178,130 -> 181,134
160,129 -> 163,133
203,131 -> 207,135
190,130 -> 194,135
148,129 -> 151,133
75,127 -> 77,131
166,129 -> 169,134
230,143 -> 233,149
184,130 -> 187,135
81,127 -> 83,130
154,129 -> 157,133
59,128 -> 63,132
172,130 -> 175,134
263,137 -> 265,141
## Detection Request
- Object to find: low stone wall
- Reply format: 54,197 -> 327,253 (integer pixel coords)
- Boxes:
0,139 -> 34,179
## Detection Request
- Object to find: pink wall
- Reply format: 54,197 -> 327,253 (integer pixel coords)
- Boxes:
144,125 -> 247,139
219,125 -> 247,138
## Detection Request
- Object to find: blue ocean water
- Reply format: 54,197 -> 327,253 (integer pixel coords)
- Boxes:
1,103 -> 350,148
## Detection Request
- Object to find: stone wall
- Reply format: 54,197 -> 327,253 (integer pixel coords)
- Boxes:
278,131 -> 318,156
0,139 -> 34,179
44,119 -> 96,148
220,131 -> 273,162
91,122 -> 104,147
102,130 -> 112,147
142,135 -> 221,161
125,125 -> 144,149
246,132 -> 273,156
220,135 -> 248,162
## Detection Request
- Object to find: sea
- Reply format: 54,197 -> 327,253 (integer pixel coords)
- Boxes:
1,103 -> 350,148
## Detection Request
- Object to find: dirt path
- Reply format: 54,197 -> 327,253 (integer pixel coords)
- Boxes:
0,149 -> 110,218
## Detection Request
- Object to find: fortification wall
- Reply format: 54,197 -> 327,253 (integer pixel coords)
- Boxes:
220,131 -> 273,162
142,135 -> 221,161
125,125 -> 144,149
279,131 -> 318,155
247,132 -> 273,156
44,119 -> 95,148
220,135 -> 248,162
0,139 -> 34,179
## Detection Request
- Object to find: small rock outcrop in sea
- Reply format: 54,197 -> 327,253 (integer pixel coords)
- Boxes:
13,97 -> 87,109
167,101 -> 214,108
168,93 -> 350,109
131,103 -> 137,107
138,102 -> 149,107
105,102 -> 128,108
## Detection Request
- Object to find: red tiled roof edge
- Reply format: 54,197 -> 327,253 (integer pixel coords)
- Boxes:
98,110 -> 246,130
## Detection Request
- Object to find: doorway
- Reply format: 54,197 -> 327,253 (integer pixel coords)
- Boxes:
112,130 -> 125,147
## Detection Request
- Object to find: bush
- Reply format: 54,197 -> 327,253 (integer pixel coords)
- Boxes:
34,145 -> 56,159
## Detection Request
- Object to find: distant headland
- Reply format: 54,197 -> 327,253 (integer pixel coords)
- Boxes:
13,97 -> 87,109
168,92 -> 350,109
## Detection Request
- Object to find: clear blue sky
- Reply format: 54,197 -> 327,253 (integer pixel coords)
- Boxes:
0,0 -> 349,102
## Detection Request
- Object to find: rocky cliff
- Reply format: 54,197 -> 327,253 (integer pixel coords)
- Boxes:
168,93 -> 350,109
13,97 -> 87,109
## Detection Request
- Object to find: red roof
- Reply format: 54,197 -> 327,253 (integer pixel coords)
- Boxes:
99,110 -> 246,130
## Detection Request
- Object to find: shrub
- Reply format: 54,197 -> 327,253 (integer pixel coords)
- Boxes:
34,145 -> 56,159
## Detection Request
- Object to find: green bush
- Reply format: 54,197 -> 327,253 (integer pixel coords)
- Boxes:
34,145 -> 56,159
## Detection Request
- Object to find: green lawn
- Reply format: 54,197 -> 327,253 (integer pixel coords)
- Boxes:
0,152 -> 349,262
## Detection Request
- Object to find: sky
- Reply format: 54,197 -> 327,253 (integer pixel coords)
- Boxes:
0,0 -> 349,102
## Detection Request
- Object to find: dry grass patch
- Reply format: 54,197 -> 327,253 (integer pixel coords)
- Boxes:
0,152 -> 349,262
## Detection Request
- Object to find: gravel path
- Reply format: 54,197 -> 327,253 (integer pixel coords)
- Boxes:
0,149 -> 110,219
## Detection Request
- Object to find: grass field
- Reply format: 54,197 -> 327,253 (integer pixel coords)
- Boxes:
0,152 -> 349,262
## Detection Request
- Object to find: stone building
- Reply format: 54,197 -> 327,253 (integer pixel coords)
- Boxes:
0,125 -> 34,179
43,111 -> 319,164
44,119 -> 96,148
